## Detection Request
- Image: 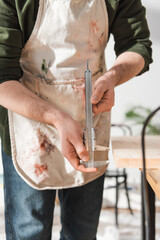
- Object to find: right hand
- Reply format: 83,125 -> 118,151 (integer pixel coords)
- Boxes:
55,112 -> 97,173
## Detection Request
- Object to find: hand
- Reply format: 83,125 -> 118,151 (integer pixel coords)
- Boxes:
91,74 -> 115,114
55,112 -> 97,173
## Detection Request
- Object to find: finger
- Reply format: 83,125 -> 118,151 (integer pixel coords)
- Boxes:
63,142 -> 97,173
91,84 -> 104,104
69,156 -> 97,173
68,154 -> 97,172
92,97 -> 114,114
73,139 -> 89,162
92,90 -> 114,114
76,164 -> 97,173
92,101 -> 113,114
62,141 -> 82,168
62,140 -> 78,161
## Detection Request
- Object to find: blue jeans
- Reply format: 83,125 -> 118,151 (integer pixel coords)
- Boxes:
2,149 -> 105,240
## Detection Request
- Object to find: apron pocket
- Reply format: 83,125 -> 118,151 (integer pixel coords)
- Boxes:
38,78 -> 86,121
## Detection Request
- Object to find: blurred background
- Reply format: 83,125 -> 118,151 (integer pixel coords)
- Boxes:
107,0 -> 160,126
0,0 -> 160,239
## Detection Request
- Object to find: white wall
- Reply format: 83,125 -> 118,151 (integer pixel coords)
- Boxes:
105,0 -> 160,126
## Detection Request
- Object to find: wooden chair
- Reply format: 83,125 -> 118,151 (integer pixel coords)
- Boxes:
141,106 -> 160,240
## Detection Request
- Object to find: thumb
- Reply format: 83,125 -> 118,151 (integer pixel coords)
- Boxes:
75,141 -> 89,162
91,86 -> 104,104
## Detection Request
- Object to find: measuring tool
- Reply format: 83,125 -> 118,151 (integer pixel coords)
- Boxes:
83,60 -> 109,168
83,60 -> 96,167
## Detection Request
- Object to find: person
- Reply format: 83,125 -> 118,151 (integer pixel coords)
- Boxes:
0,0 -> 152,239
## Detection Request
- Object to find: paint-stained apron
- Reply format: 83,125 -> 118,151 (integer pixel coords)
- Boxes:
8,0 -> 111,190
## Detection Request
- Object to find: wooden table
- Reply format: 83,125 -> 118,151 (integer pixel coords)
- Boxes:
112,135 -> 160,169
111,135 -> 160,240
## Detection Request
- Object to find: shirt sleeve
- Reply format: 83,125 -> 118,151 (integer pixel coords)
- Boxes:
0,0 -> 23,83
109,0 -> 153,74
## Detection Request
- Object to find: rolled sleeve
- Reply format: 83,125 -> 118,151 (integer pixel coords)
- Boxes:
110,0 -> 153,74
0,0 -> 23,83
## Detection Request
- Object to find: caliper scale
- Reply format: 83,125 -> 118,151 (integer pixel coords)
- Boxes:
83,60 -> 109,168
84,60 -> 96,167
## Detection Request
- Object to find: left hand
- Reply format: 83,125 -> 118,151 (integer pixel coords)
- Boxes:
90,74 -> 115,114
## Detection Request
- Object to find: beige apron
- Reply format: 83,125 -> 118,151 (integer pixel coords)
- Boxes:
8,0 -> 111,190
